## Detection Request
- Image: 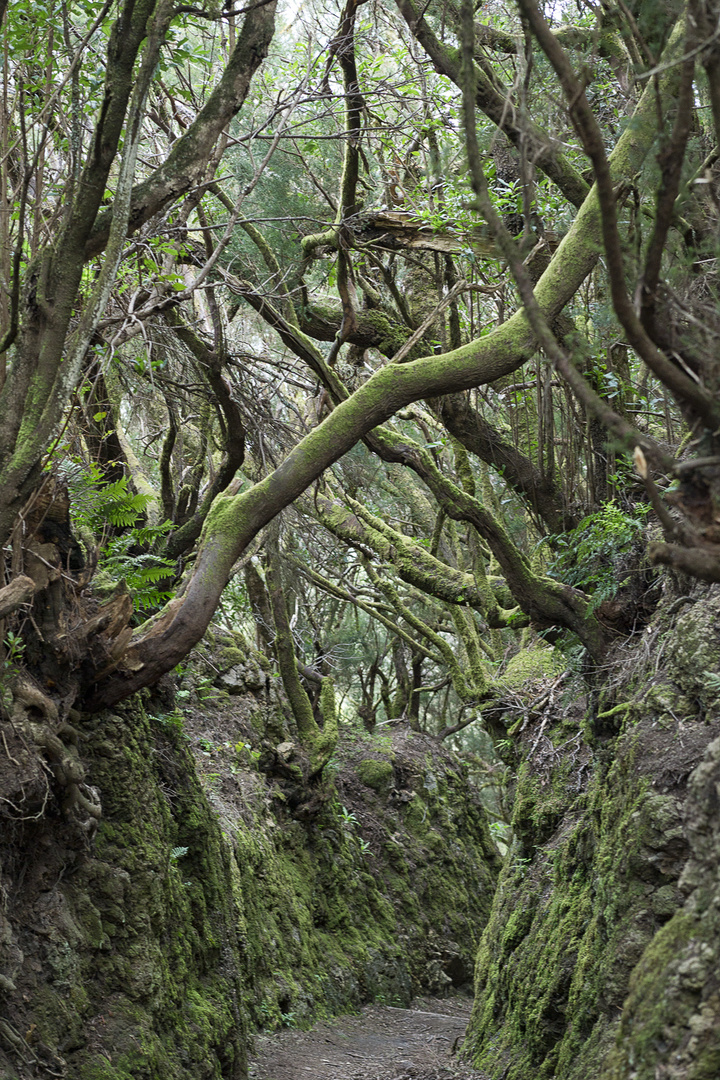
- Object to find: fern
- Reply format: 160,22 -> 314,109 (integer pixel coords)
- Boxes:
58,458 -> 175,607
101,535 -> 176,608
61,462 -> 153,533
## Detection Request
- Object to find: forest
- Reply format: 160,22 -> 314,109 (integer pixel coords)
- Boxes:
1,0 -> 720,1076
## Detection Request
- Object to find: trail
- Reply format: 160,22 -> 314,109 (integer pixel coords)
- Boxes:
248,996 -> 489,1080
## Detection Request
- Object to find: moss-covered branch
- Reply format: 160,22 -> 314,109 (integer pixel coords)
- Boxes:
295,559 -> 446,664
314,491 -> 499,616
265,525 -> 337,775
363,559 -> 483,704
368,425 -> 606,656
87,62 -> 673,706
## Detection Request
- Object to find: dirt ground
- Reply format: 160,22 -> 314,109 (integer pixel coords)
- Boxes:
248,996 -> 489,1080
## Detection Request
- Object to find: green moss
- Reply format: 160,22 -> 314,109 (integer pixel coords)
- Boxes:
356,758 -> 394,793
467,699 -> 694,1080
10,690 -> 499,1080
501,645 -> 565,691
403,792 -> 430,837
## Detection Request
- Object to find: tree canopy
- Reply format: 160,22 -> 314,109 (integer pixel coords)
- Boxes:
1,0 -> 719,776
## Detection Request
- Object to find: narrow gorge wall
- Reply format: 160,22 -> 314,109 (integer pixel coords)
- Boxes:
0,642 -> 500,1080
464,590 -> 720,1080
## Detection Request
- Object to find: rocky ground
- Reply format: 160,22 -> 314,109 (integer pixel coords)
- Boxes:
248,996 -> 488,1080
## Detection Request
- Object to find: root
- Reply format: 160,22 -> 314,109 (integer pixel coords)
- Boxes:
5,677 -> 102,825
9,677 -> 58,725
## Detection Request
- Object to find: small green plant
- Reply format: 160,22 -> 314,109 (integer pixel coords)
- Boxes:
511,854 -> 532,877
194,675 -> 220,702
489,821 -> 511,854
170,846 -> 188,862
152,709 -> 187,736
236,741 -> 262,767
547,501 -> 649,612
705,672 -> 720,697
339,804 -> 358,826
0,631 -> 26,711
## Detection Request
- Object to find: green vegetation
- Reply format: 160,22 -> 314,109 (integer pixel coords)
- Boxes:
1,0 -> 720,1077
548,502 -> 651,612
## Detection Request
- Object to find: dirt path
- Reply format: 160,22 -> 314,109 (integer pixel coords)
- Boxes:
248,997 -> 489,1080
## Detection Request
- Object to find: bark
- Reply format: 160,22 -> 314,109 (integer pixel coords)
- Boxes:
265,524 -> 338,776
265,529 -> 318,742
0,576 -> 35,619
647,541 -> 720,582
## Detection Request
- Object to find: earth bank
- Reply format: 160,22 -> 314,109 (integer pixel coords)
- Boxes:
464,587 -> 720,1080
0,633 -> 500,1080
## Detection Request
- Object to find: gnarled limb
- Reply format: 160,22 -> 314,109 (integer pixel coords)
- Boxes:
0,576 -> 35,619
160,310 -> 246,559
85,41 -> 674,708
438,394 -> 578,533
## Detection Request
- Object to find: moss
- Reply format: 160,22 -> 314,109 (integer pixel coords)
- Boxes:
466,693 -> 698,1080
403,792 -> 430,837
6,693 -> 499,1080
501,645 -> 565,691
356,758 -> 394,793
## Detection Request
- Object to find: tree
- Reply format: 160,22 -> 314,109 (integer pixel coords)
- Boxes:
1,0 -> 718,781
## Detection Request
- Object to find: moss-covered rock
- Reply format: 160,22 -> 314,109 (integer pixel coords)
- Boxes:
501,645 -> 565,691
600,734 -> 720,1080
356,758 -> 394,793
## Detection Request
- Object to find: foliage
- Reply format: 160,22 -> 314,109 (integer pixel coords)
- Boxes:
0,630 -> 25,712
60,460 -> 176,607
547,503 -> 650,611
62,462 -> 155,534
99,531 -> 176,609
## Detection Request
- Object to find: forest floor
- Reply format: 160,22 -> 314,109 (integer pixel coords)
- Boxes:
248,996 -> 489,1080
